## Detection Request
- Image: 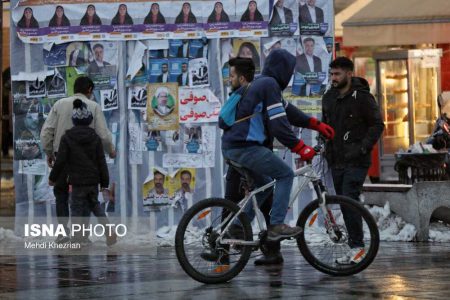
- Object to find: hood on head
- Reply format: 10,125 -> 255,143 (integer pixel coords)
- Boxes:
261,49 -> 296,90
66,126 -> 97,145
351,77 -> 370,92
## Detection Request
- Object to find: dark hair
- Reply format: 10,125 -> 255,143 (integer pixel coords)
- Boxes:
48,5 -> 71,27
74,77 -> 95,95
240,1 -> 264,22
111,4 -> 134,25
17,7 -> 40,29
229,57 -> 255,82
207,1 -> 230,23
303,37 -> 315,45
329,56 -> 354,72
175,2 -> 197,24
180,170 -> 192,178
93,43 -> 104,50
238,42 -> 261,71
80,4 -> 102,26
144,3 -> 166,24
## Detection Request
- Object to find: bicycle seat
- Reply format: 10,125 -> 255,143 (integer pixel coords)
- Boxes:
225,159 -> 255,191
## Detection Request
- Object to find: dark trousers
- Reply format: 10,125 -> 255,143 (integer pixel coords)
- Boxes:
53,166 -> 70,228
331,167 -> 368,248
71,185 -> 110,241
225,167 -> 280,253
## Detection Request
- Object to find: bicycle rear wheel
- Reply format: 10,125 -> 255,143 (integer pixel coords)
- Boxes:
296,195 -> 379,276
175,198 -> 253,284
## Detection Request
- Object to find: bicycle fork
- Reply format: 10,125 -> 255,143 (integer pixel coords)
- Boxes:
312,180 -> 341,242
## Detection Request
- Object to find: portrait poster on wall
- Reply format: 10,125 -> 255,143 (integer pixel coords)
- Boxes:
146,83 -> 179,130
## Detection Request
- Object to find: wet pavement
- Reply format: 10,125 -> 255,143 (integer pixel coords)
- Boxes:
2,242 -> 450,299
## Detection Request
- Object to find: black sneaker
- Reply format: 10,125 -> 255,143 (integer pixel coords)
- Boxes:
267,224 -> 302,242
254,252 -> 284,265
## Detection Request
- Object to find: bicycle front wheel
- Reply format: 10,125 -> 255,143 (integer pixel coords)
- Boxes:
296,195 -> 379,276
175,198 -> 253,284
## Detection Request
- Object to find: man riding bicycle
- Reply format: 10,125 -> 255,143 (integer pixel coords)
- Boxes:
219,49 -> 335,241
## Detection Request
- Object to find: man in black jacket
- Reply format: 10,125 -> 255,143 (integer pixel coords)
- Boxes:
49,99 -> 116,246
322,57 -> 384,264
269,0 -> 293,25
299,0 -> 324,23
177,62 -> 189,86
156,63 -> 170,83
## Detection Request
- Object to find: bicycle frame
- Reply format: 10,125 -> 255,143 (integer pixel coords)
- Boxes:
217,161 -> 334,247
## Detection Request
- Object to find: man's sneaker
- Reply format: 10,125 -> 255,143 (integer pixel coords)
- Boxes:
336,247 -> 366,265
54,235 -> 70,244
267,224 -> 302,242
254,252 -> 284,265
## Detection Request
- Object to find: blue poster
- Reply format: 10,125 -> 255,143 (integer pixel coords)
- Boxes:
169,40 -> 186,58
169,58 -> 189,86
148,59 -> 169,83
43,43 -> 68,66
188,39 -> 207,59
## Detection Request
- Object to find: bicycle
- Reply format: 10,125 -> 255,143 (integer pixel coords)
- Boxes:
175,139 -> 379,284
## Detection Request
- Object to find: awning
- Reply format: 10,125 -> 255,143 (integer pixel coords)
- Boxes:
342,0 -> 450,46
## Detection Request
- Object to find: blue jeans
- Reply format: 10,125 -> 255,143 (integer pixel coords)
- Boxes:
222,146 -> 294,225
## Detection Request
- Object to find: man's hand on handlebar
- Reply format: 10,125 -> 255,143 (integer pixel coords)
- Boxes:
292,140 -> 316,161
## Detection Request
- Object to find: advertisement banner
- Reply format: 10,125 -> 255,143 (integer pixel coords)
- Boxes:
178,88 -> 220,123
12,0 -> 269,43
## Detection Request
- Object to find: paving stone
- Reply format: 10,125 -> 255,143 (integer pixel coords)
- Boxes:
1,242 -> 450,299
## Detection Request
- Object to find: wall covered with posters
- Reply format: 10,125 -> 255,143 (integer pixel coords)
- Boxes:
11,0 -> 334,237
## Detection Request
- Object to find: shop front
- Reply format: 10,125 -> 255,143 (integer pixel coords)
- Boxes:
340,0 -> 450,182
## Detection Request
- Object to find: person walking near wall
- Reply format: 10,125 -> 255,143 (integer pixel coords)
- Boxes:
49,99 -> 116,246
40,76 -> 115,243
322,57 -> 384,264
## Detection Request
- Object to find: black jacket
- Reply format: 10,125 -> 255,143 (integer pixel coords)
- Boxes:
299,5 -> 324,23
322,77 -> 384,168
49,126 -> 109,187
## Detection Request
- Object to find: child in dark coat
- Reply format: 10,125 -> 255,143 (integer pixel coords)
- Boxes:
49,99 -> 116,246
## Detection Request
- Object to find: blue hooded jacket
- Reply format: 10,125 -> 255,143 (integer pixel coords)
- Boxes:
220,49 -> 312,150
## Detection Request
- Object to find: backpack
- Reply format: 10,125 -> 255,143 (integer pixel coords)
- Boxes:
219,83 -> 253,129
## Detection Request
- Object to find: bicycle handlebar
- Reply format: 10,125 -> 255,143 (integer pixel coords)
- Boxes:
304,136 -> 327,164
313,135 -> 327,154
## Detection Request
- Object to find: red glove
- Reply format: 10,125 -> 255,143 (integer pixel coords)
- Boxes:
292,140 -> 316,161
308,117 -> 335,139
